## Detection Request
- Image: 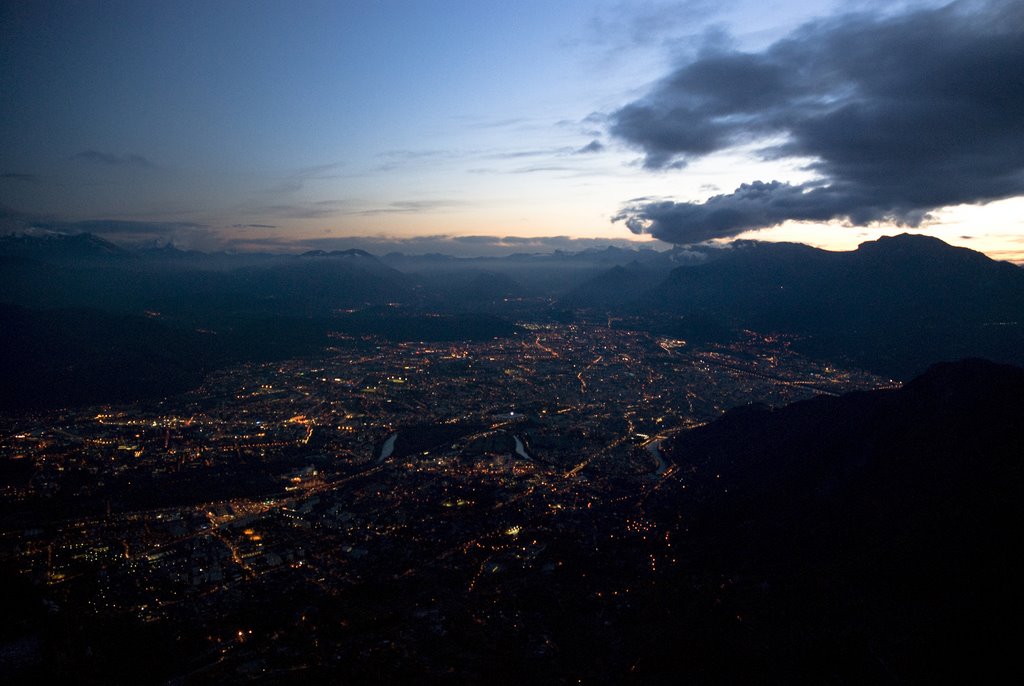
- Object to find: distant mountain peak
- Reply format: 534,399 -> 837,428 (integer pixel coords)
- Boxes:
865,232 -> 945,246
857,232 -> 971,254
853,233 -> 1000,269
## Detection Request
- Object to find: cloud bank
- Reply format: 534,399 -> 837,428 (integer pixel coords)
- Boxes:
0,211 -> 218,249
610,0 -> 1024,243
227,234 -> 661,258
1,172 -> 38,182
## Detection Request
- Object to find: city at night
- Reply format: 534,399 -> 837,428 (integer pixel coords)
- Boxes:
2,1 -> 1023,683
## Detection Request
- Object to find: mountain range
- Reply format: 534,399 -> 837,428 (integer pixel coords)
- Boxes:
2,231 -> 1023,408
632,234 -> 1024,376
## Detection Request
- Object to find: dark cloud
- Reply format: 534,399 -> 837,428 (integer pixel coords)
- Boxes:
73,150 -> 155,168
610,0 -> 1024,243
613,181 -> 892,243
576,140 -> 605,154
231,223 -> 278,229
1,172 -> 38,182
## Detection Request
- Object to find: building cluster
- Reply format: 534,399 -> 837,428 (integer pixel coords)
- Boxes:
0,322 -> 890,680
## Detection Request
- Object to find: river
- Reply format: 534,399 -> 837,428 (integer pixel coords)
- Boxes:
513,435 -> 533,462
377,432 -> 398,463
646,438 -> 669,476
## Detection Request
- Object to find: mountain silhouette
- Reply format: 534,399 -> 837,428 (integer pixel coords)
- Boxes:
643,234 -> 1024,376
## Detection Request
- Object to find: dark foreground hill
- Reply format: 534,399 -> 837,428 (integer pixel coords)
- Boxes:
641,358 -> 1023,683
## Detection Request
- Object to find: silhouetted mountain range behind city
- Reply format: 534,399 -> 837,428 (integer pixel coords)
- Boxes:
2,231 -> 1023,410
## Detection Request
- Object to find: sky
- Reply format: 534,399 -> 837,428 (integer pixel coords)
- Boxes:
1,0 -> 1022,259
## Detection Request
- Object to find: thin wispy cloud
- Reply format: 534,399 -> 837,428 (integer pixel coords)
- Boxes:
487,147 -> 576,160
12,216 -> 219,249
347,200 -> 465,216
588,0 -> 732,48
239,200 -> 345,220
377,149 -> 450,161
370,150 -> 461,173
575,140 -> 605,154
369,142 -> 607,177
510,165 -> 576,175
226,233 -> 660,257
0,172 -> 38,182
73,150 -> 155,168
31,218 -> 208,236
266,162 -> 345,194
450,115 -> 532,130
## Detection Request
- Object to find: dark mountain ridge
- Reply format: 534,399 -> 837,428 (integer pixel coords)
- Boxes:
640,233 -> 1024,377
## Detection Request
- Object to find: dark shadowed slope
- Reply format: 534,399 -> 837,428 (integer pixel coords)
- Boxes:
642,358 -> 1023,683
0,304 -> 347,411
0,304 -> 214,411
561,261 -> 675,308
0,303 -> 519,412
